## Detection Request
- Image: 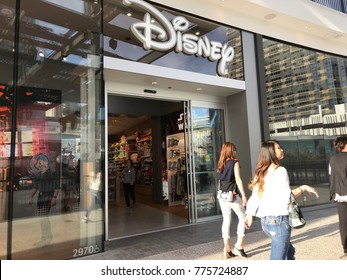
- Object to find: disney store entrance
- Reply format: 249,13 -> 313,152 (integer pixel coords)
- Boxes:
106,95 -> 191,239
106,94 -> 226,240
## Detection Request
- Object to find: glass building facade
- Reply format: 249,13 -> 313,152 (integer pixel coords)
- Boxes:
262,38 -> 347,206
0,0 -> 103,259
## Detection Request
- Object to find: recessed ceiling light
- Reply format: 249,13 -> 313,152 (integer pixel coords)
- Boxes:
324,32 -> 343,39
264,13 -> 276,20
151,81 -> 157,85
196,87 -> 202,91
1,8 -> 13,16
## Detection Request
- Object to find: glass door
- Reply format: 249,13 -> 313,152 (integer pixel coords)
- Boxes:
182,101 -> 194,222
191,103 -> 225,220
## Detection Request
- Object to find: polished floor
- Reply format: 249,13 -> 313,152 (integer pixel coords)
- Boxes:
107,184 -> 189,240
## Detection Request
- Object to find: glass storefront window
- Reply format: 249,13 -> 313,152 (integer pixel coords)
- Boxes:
191,106 -> 225,219
1,0 -> 104,260
0,0 -> 15,260
103,0 -> 244,80
263,38 -> 347,206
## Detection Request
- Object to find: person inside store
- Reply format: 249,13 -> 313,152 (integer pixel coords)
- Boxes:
61,159 -> 72,212
216,142 -> 248,259
244,140 -> 319,260
122,159 -> 136,209
328,136 -> 347,259
75,158 -> 81,206
81,171 -> 102,223
28,153 -> 60,247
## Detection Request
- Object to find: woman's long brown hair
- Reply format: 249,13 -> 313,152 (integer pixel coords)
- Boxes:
217,142 -> 238,173
248,141 -> 281,197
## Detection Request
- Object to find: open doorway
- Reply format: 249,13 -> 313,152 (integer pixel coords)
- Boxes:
107,95 -> 190,239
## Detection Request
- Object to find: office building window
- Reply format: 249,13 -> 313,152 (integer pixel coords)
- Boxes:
263,38 -> 347,206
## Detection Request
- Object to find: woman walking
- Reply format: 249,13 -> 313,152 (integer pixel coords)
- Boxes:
245,140 -> 319,260
217,142 -> 248,259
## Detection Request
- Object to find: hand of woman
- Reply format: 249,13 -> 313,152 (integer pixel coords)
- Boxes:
301,185 -> 319,198
244,215 -> 253,229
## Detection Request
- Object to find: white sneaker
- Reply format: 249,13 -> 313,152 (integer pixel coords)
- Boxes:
81,216 -> 89,223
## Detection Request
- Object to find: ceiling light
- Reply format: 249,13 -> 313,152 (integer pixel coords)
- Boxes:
62,54 -> 67,61
109,38 -> 118,50
151,81 -> 157,85
0,8 -> 13,16
126,9 -> 132,17
324,32 -> 343,39
196,87 -> 202,91
195,31 -> 200,36
264,13 -> 276,20
39,49 -> 44,57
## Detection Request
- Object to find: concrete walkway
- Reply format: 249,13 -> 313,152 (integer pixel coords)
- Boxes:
78,204 -> 346,260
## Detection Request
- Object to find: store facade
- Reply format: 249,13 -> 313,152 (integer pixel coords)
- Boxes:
1,0 -> 346,259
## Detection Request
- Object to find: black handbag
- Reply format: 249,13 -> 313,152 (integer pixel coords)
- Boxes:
288,193 -> 306,229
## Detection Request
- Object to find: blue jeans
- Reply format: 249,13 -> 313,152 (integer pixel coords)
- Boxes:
261,215 -> 295,260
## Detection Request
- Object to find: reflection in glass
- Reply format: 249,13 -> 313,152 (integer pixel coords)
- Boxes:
0,0 -> 15,260
192,107 -> 225,219
6,0 -> 103,260
263,38 -> 347,206
103,0 -> 244,80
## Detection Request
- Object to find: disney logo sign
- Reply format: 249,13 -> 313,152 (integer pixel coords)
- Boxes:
122,0 -> 235,76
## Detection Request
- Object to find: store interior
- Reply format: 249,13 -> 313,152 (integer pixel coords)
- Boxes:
107,95 -> 190,239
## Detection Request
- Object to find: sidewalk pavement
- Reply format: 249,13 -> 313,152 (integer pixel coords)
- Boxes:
78,203 -> 345,260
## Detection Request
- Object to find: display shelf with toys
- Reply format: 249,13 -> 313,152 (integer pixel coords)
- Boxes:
166,132 -> 186,206
108,129 -> 153,188
136,129 -> 152,186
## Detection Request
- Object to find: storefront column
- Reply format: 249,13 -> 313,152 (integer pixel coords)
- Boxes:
242,31 -> 264,171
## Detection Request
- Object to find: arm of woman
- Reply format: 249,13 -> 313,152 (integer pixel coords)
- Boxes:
244,188 -> 259,229
234,161 -> 247,207
292,185 -> 319,198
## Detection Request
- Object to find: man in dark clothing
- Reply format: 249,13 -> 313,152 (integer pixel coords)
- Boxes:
329,136 -> 347,258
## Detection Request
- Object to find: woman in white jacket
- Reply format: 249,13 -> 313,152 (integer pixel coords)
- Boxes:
245,140 -> 318,260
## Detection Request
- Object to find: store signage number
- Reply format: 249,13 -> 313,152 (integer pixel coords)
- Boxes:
123,0 -> 235,76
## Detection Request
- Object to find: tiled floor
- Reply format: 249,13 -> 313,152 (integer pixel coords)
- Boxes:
107,201 -> 189,239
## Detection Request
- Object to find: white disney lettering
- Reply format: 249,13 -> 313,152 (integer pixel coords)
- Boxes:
123,0 -> 235,76
123,0 -> 176,50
